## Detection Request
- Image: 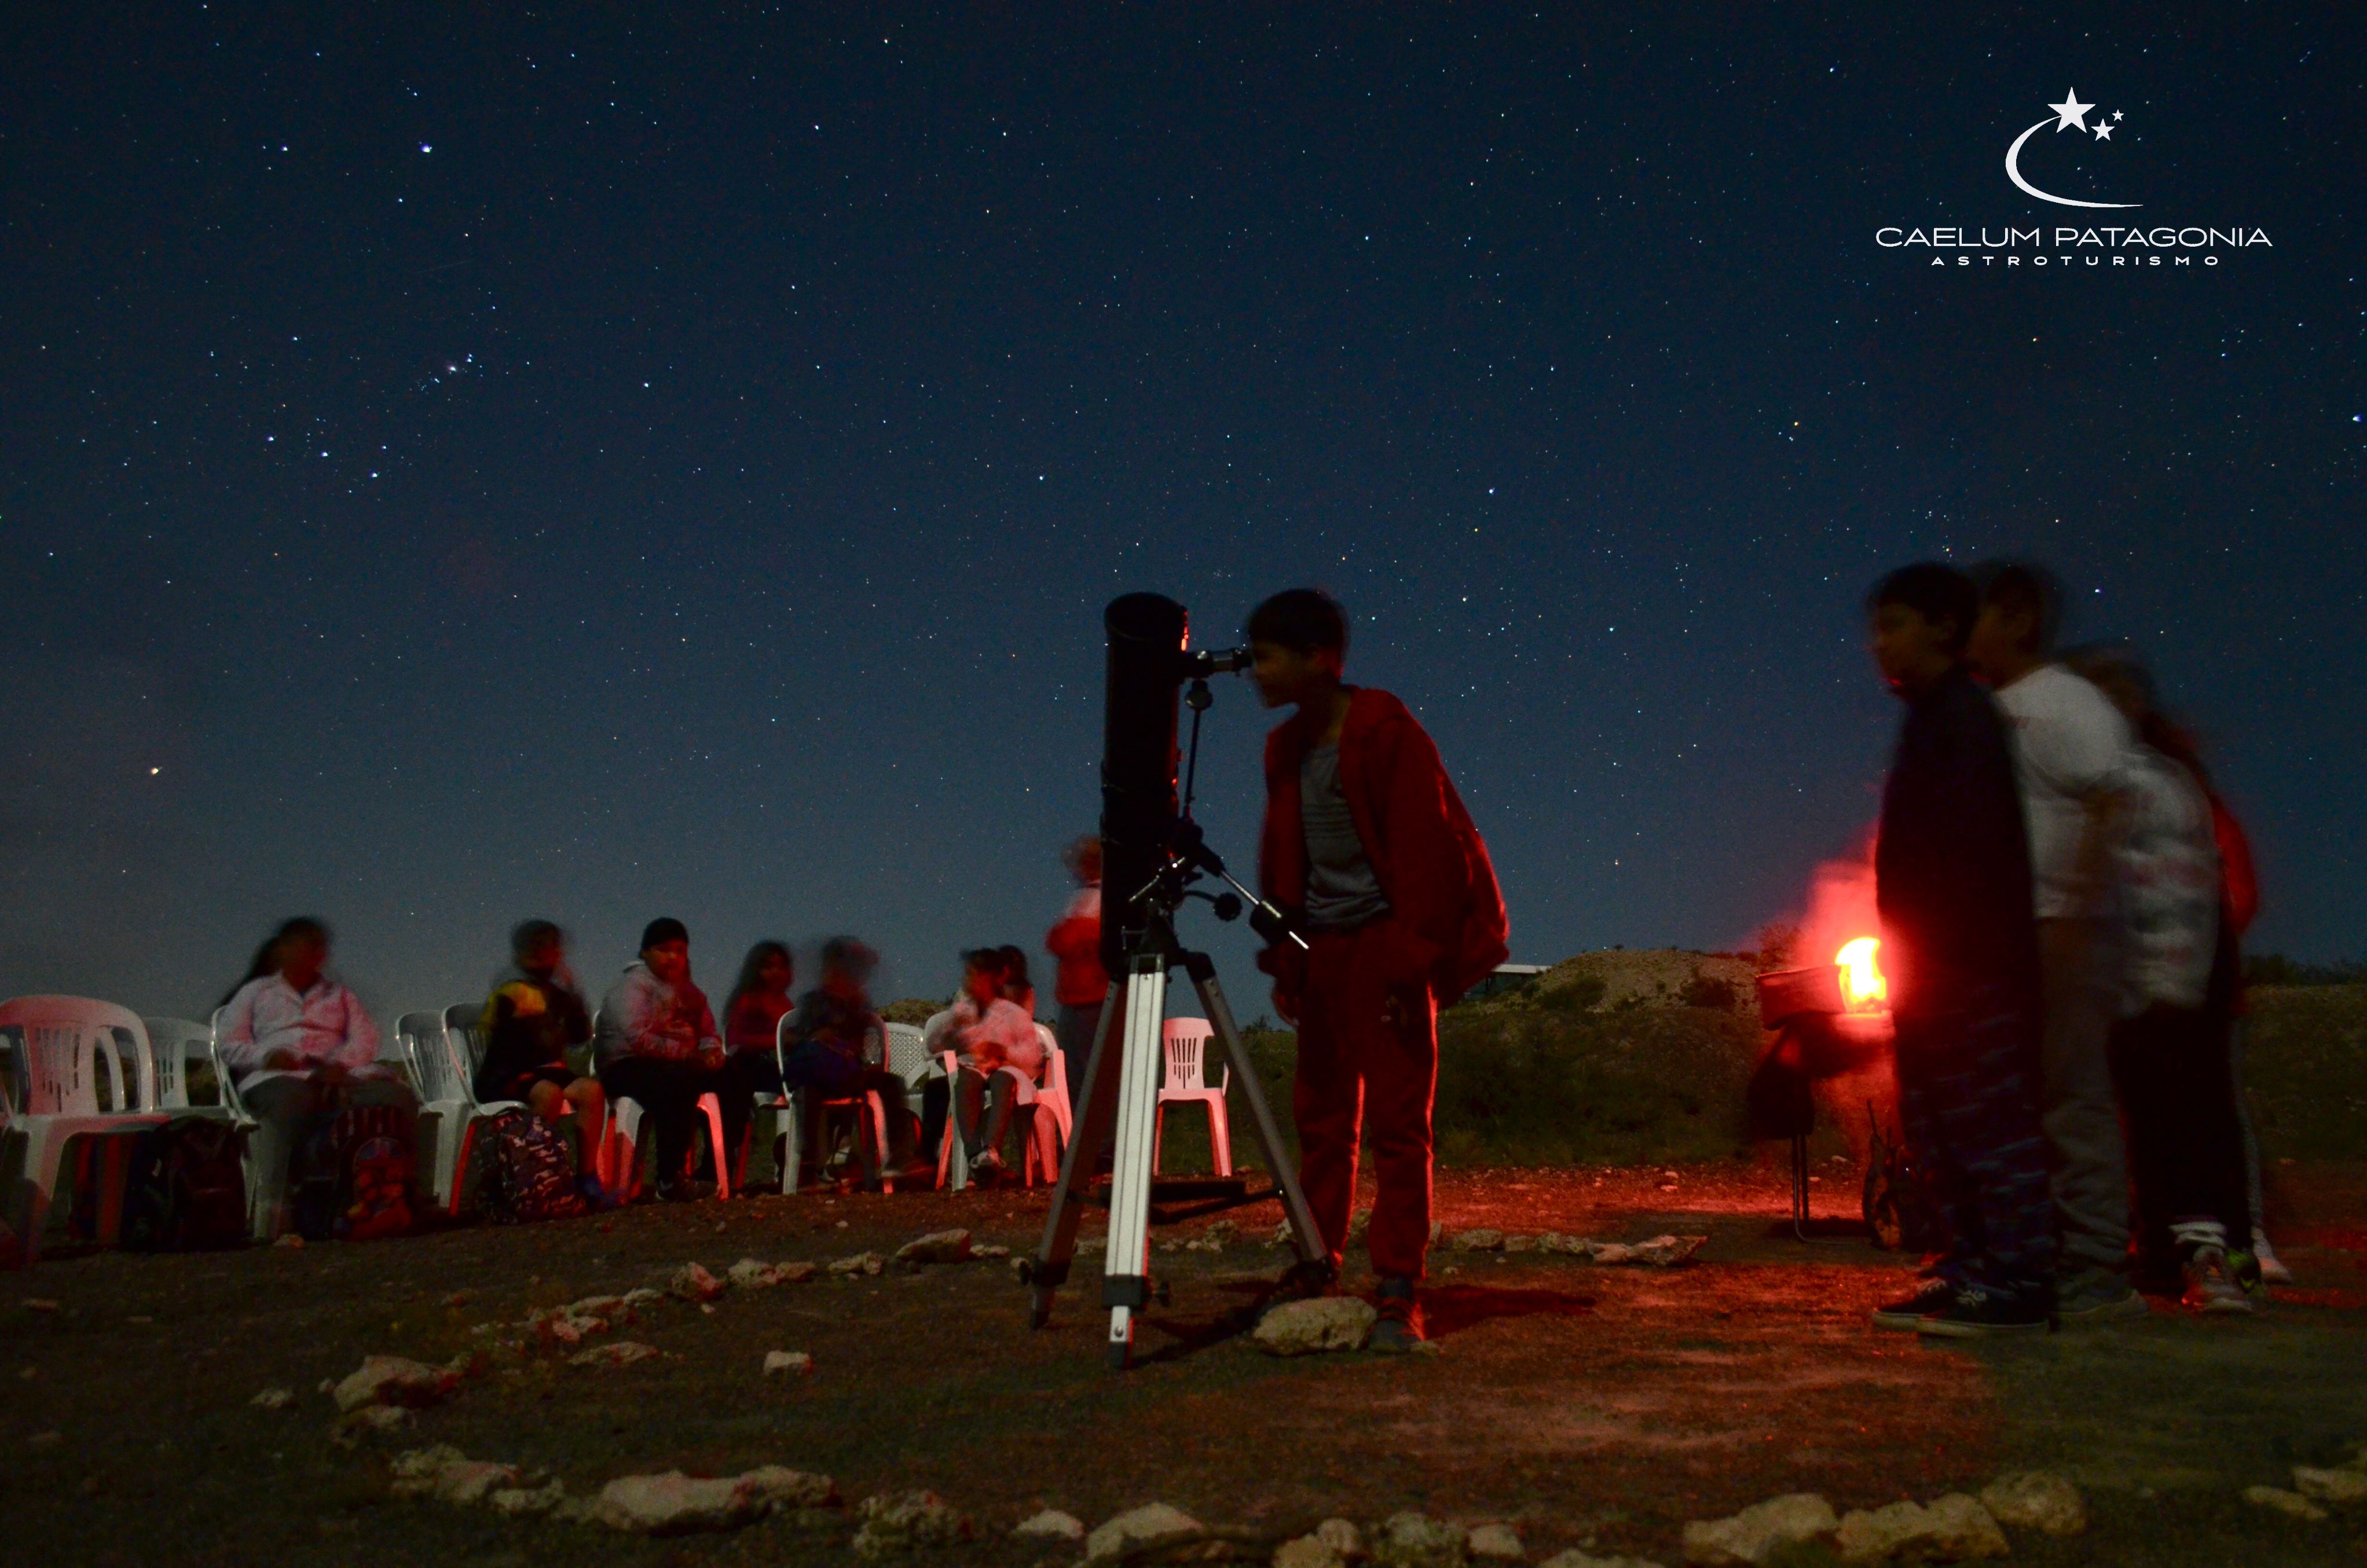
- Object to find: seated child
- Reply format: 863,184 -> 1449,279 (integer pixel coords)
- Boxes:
476,919 -> 608,1207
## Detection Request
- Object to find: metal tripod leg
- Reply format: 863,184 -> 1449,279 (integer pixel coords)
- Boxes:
1101,954 -> 1171,1367
1027,981 -> 1124,1329
1181,952 -> 1327,1269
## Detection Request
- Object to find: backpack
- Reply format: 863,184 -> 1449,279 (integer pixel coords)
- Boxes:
122,1118 -> 251,1251
479,1109 -> 585,1224
291,1105 -> 415,1243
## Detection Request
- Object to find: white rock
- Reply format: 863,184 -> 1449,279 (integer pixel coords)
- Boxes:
2294,1466 -> 2367,1506
489,1479 -> 568,1517
1468,1521 -> 1525,1559
737,1466 -> 837,1509
1978,1471 -> 2086,1536
332,1404 -> 415,1443
1453,1229 -> 1505,1252
1833,1496 -> 2006,1563
1317,1519 -> 1364,1557
852,1490 -> 972,1556
2243,1485 -> 2329,1522
591,1472 -> 751,1533
333,1354 -> 457,1412
827,1251 -> 887,1276
566,1294 -> 625,1318
1086,1502 -> 1205,1563
894,1229 -> 975,1265
973,1244 -> 1012,1259
567,1341 -> 660,1368
763,1350 -> 814,1377
1681,1493 -> 1838,1565
621,1287 -> 664,1309
668,1262 -> 727,1302
1274,1534 -> 1346,1568
1503,1235 -> 1537,1254
435,1459 -> 525,1507
1013,1508 -> 1087,1541
389,1445 -> 470,1497
1253,1296 -> 1378,1357
250,1386 -> 294,1409
728,1258 -> 783,1288
1374,1511 -> 1469,1567
1626,1235 -> 1707,1267
584,1467 -> 830,1534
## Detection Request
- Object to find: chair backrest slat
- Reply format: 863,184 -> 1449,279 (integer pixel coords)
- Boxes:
397,1011 -> 466,1105
143,1017 -> 213,1109
884,1023 -> 929,1084
0,996 -> 157,1115
206,1008 -> 252,1121
1162,1018 -> 1213,1091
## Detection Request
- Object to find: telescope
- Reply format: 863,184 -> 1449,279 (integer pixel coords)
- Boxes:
1023,594 -> 1331,1368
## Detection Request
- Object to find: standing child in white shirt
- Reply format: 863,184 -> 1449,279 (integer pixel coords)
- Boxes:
1967,563 -> 2142,1324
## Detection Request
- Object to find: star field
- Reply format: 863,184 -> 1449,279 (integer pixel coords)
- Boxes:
2,7 -> 2359,1020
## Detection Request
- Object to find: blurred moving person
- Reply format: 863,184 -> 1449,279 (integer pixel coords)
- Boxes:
1250,588 -> 1508,1352
1045,834 -> 1108,1105
2068,646 -> 2266,1311
1866,566 -> 2054,1336
719,940 -> 797,1184
477,919 -> 609,1207
217,917 -> 420,1239
1967,562 -> 2144,1324
594,918 -> 725,1202
781,937 -> 919,1186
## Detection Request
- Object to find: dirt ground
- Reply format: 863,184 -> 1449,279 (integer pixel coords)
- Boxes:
6,1159 -> 2365,1567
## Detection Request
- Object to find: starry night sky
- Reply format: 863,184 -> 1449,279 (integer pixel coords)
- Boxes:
3,7 -> 2359,1030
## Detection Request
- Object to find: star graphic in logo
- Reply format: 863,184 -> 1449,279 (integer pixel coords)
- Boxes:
2048,90 -> 2095,132
2094,121 -> 2116,141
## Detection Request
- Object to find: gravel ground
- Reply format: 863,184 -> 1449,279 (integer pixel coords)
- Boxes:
4,1160 -> 2363,1566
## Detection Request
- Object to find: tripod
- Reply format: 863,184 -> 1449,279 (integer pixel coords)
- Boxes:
1024,885 -> 1332,1369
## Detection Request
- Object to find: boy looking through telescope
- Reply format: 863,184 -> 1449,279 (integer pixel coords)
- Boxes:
1248,589 -> 1507,1350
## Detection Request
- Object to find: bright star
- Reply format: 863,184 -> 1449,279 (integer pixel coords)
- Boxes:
2113,109 -> 2124,121
2048,90 -> 2094,133
2093,121 -> 2115,141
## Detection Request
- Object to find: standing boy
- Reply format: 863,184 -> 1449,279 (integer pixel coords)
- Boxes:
1248,588 -> 1507,1351
1867,564 -> 2055,1335
1965,562 -> 2144,1322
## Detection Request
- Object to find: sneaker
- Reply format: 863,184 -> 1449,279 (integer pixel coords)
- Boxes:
1367,1277 -> 1426,1353
2253,1230 -> 2294,1284
2055,1277 -> 2148,1326
2182,1247 -> 2255,1314
1871,1277 -> 1956,1332
576,1174 -> 618,1212
654,1178 -> 713,1204
1914,1284 -> 2052,1338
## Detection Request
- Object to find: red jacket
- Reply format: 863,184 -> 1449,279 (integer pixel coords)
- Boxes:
1257,687 -> 1509,1005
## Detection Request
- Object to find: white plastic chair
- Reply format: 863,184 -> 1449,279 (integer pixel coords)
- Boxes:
777,1014 -> 892,1194
0,997 -> 169,1257
204,1008 -> 278,1237
142,1017 -> 231,1116
1155,1017 -> 1232,1177
591,1009 -> 734,1201
1025,1022 -> 1072,1185
398,1009 -> 526,1216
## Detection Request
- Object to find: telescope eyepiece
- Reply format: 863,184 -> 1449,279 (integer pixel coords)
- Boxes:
1186,645 -> 1252,677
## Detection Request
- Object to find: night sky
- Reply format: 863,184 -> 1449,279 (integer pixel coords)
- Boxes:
4,7 -> 2359,1032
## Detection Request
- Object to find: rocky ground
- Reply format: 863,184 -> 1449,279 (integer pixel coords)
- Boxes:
6,1158 -> 2365,1566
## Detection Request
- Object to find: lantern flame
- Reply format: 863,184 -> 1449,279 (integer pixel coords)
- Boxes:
1836,937 -> 1888,1012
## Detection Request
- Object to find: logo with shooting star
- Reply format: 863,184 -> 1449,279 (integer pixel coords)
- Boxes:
2005,90 -> 2136,209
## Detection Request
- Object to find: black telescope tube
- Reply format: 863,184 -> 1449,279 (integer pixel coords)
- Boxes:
1100,593 -> 1188,977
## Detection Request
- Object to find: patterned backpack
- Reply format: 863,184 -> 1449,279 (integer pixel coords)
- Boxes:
479,1109 -> 586,1223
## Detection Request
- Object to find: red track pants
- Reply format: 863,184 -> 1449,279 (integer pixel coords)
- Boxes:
1292,924 -> 1438,1281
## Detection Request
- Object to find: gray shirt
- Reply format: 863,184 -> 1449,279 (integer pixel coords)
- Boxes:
1300,742 -> 1390,931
